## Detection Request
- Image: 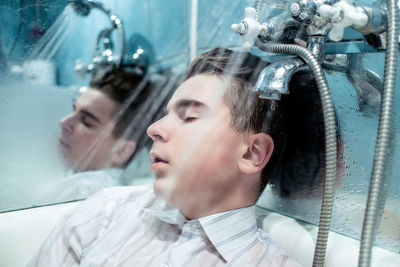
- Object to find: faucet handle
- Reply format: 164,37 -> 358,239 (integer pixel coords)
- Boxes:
318,0 -> 368,41
231,7 -> 268,50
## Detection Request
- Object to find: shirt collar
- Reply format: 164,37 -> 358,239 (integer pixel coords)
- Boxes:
199,206 -> 258,263
144,200 -> 258,263
143,196 -> 188,225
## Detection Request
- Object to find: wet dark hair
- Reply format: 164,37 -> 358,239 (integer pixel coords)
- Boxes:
268,70 -> 340,197
186,48 -> 338,198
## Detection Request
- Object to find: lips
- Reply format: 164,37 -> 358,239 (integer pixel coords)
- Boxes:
150,151 -> 169,171
150,151 -> 169,164
58,136 -> 70,150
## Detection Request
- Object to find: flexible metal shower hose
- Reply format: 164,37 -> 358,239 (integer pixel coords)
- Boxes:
254,0 -> 263,22
255,38 -> 337,267
358,0 -> 399,265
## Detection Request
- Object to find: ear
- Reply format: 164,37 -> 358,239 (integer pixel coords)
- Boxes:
238,133 -> 274,174
111,139 -> 136,167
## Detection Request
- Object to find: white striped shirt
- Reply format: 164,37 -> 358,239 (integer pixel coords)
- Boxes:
28,186 -> 301,267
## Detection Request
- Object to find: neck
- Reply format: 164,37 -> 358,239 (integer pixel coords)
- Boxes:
179,190 -> 257,220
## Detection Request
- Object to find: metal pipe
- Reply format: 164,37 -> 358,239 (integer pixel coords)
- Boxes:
358,0 -> 398,264
87,1 -> 125,67
255,38 -> 337,267
307,36 -> 326,61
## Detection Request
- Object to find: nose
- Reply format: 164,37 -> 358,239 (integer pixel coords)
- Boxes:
59,113 -> 75,134
147,117 -> 169,142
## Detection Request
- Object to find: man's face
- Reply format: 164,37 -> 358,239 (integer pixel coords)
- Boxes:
147,74 -> 247,217
58,88 -> 119,171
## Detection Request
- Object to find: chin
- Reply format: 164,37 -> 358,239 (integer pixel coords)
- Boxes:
153,179 -> 164,196
153,178 -> 174,201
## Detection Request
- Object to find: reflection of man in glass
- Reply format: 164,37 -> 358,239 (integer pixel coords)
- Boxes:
59,70 -> 141,172
40,68 -> 156,202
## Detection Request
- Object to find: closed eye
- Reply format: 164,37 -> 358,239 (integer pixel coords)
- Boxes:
80,114 -> 94,128
172,98 -> 211,123
184,116 -> 197,122
79,110 -> 101,128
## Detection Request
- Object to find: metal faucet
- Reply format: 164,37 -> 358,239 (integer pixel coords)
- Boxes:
68,0 -> 125,78
233,0 -> 387,102
254,34 -> 326,101
255,58 -> 306,100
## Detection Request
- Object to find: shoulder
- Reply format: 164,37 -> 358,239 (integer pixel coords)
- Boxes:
50,186 -> 155,247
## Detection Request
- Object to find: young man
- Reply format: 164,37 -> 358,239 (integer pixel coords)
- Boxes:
28,48 -> 301,266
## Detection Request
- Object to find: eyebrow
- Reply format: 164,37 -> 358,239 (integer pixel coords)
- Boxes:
73,103 -> 102,124
166,99 -> 211,114
80,109 -> 102,124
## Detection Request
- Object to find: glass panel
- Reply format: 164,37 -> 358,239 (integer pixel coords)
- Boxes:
0,0 -> 188,213
1,0 -> 399,258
